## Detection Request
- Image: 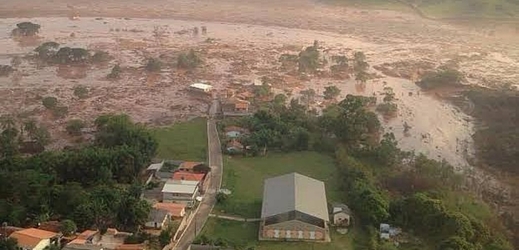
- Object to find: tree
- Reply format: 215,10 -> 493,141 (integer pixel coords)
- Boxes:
439,237 -> 474,250
216,192 -> 228,204
300,89 -> 316,108
298,45 -> 319,73
416,68 -> 464,90
107,64 -> 122,79
324,85 -> 341,100
355,71 -> 369,84
35,42 -> 60,60
0,237 -> 20,250
73,85 -> 89,99
66,119 -> 85,136
91,51 -> 111,63
59,219 -> 77,236
332,55 -> 348,66
42,97 -> 58,109
55,47 -> 90,64
145,58 -> 162,72
12,22 -> 41,36
273,94 -> 287,106
177,50 -> 202,70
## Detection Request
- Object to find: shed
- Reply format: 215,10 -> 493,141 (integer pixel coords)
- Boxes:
331,203 -> 352,227
189,83 -> 213,93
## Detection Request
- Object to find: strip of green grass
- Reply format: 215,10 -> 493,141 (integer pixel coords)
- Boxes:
216,151 -> 341,218
151,118 -> 207,161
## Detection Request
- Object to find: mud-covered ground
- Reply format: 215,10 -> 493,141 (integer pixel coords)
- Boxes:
0,0 -> 518,228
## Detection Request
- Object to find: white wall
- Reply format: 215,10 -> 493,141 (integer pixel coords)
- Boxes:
33,239 -> 51,250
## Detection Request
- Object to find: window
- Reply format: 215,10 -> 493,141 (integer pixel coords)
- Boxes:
310,231 -> 315,239
274,230 -> 279,238
286,230 -> 291,238
298,231 -> 303,239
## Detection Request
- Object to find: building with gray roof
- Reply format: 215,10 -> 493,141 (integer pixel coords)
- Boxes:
259,172 -> 330,242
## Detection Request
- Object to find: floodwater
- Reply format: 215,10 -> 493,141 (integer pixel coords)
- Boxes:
0,17 -> 513,168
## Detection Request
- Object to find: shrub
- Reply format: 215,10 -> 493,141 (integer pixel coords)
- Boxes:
145,58 -> 162,72
416,68 -> 464,90
12,22 -> 41,36
91,51 -> 111,63
42,97 -> 58,109
73,85 -> 89,99
107,64 -> 122,79
177,50 -> 202,70
35,42 -> 60,60
66,119 -> 85,136
376,103 -> 398,117
52,106 -> 69,118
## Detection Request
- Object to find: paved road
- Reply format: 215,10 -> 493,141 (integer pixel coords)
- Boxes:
173,99 -> 223,250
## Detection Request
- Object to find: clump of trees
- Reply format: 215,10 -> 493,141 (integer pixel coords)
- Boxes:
353,51 -> 370,84
416,67 -> 464,90
0,65 -> 15,77
66,119 -> 85,136
41,96 -> 68,118
73,85 -> 89,99
145,58 -> 162,72
34,42 -> 111,65
376,87 -> 398,118
323,85 -> 341,100
12,22 -> 41,36
177,49 -> 202,70
0,116 -> 50,157
0,114 -> 157,231
298,43 -> 320,73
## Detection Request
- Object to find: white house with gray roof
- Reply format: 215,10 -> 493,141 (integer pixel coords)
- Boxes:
161,179 -> 199,205
259,172 -> 330,242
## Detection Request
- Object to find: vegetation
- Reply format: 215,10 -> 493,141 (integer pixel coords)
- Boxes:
151,118 -> 207,161
376,87 -> 398,117
177,50 -> 202,70
73,85 -> 89,99
42,96 -> 58,109
416,67 -> 464,90
0,114 -> 157,231
60,219 -> 77,236
107,64 -> 122,79
0,65 -> 15,77
145,58 -> 162,72
66,119 -> 85,136
324,85 -> 341,100
12,22 -> 41,36
298,43 -> 320,73
34,42 -> 110,65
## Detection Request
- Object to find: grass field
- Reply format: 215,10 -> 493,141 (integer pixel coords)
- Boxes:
151,118 -> 207,161
215,151 -> 342,218
201,217 -> 355,250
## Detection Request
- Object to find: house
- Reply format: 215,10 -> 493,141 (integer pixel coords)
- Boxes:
226,139 -> 244,153
153,203 -> 187,218
331,203 -> 352,227
236,90 -> 254,100
63,230 -> 103,250
259,173 -> 330,242
162,179 -> 200,205
177,162 -> 204,173
9,228 -> 61,250
222,97 -> 250,115
145,208 -> 171,229
37,221 -> 61,233
172,172 -> 205,182
224,126 -> 249,139
189,83 -> 213,93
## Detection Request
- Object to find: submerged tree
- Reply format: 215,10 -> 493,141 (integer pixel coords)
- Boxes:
12,22 -> 41,36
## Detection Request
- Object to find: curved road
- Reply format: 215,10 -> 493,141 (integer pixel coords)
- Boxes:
173,99 -> 223,250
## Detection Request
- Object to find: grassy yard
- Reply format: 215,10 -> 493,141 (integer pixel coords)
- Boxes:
201,218 -> 354,250
216,151 -> 342,218
151,118 -> 207,161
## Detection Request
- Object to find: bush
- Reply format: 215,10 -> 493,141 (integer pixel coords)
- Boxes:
145,58 -> 162,72
55,47 -> 90,64
42,97 -> 58,109
66,119 -> 85,136
376,103 -> 398,117
52,106 -> 69,118
177,50 -> 202,70
107,64 -> 122,79
91,51 -> 111,63
216,192 -> 228,204
59,219 -> 77,236
416,68 -> 464,90
73,85 -> 89,99
35,42 -> 60,60
12,22 -> 41,36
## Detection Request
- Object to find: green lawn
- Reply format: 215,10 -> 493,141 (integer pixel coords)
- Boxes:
151,118 -> 207,161
216,151 -> 342,218
201,218 -> 354,250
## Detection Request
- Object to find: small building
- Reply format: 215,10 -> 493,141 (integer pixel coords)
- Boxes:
177,162 -> 204,173
189,83 -> 213,93
145,208 -> 171,230
222,97 -> 251,115
331,203 -> 352,227
162,179 -> 200,205
69,230 -> 100,245
153,203 -> 187,218
226,139 -> 244,153
380,223 -> 390,240
259,173 -> 329,242
147,161 -> 164,172
172,172 -> 205,182
9,228 -> 61,250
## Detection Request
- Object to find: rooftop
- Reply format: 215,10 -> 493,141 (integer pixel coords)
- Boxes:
189,83 -> 213,91
153,203 -> 186,217
115,244 -> 145,250
178,161 -> 204,170
147,161 -> 164,171
9,228 -> 59,249
147,208 -> 169,224
162,179 -> 199,194
172,172 -> 205,182
261,172 -> 329,222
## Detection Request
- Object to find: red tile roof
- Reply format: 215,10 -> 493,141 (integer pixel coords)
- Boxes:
9,228 -> 58,248
153,203 -> 187,218
178,162 -> 203,170
172,172 -> 205,182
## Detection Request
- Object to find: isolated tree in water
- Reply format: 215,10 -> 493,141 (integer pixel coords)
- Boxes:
12,22 -> 41,36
